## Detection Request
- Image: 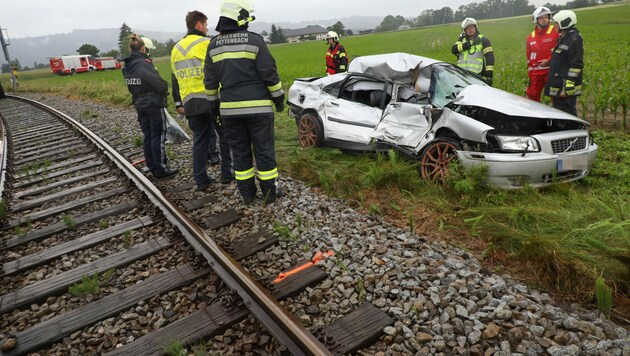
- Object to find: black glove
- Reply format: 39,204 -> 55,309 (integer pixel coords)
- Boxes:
483,76 -> 493,86
273,94 -> 285,113
462,41 -> 471,51
275,100 -> 285,113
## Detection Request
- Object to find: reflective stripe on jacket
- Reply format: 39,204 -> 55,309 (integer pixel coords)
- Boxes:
204,30 -> 283,117
453,34 -> 494,76
526,24 -> 558,77
170,33 -> 211,116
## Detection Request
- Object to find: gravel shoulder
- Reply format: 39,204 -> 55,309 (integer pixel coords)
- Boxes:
9,92 -> 628,355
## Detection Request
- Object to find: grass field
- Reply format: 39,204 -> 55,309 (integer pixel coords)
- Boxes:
2,4 -> 629,320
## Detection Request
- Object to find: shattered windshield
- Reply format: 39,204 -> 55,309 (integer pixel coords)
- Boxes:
430,64 -> 487,108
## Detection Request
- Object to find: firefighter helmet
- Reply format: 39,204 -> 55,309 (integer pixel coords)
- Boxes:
553,10 -> 577,30
220,0 -> 255,26
141,37 -> 156,50
532,7 -> 551,23
461,18 -> 478,32
325,31 -> 339,42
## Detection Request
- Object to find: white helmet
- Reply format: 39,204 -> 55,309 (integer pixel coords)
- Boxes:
325,31 -> 339,42
141,37 -> 156,50
220,0 -> 255,26
461,18 -> 478,32
553,10 -> 577,30
532,7 -> 551,23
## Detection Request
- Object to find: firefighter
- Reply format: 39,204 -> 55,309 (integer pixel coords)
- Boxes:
544,10 -> 583,116
526,7 -> 559,102
451,18 -> 494,86
204,0 -> 284,204
10,65 -> 18,88
325,31 -> 348,75
171,10 -> 233,191
122,34 -> 178,180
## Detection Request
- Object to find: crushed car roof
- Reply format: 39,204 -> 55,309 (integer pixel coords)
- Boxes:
348,52 -> 440,81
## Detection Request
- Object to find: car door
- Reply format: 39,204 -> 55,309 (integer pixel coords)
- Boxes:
372,99 -> 433,151
323,76 -> 388,144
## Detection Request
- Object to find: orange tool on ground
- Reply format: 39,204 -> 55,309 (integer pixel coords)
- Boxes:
272,250 -> 334,284
131,158 -> 145,166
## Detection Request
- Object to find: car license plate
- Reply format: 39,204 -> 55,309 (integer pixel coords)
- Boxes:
557,154 -> 588,171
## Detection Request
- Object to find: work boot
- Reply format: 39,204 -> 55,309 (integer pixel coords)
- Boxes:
154,168 -> 179,181
208,153 -> 221,166
260,179 -> 277,204
237,178 -> 257,204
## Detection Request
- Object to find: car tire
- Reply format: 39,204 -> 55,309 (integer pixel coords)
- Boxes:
419,137 -> 462,181
298,113 -> 324,147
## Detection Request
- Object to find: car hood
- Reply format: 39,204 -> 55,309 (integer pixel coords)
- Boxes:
455,85 -> 588,123
348,52 -> 440,81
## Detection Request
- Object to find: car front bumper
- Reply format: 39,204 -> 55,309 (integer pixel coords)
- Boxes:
457,144 -> 598,188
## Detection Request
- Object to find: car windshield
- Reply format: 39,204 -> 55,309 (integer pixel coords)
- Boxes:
430,64 -> 487,108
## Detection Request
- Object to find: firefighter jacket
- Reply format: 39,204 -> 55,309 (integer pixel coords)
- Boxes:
204,29 -> 284,118
451,34 -> 494,77
526,24 -> 558,78
122,51 -> 168,111
326,43 -> 348,75
171,30 -> 212,117
545,29 -> 584,97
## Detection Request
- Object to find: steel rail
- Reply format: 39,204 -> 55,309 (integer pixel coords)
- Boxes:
5,95 -> 332,356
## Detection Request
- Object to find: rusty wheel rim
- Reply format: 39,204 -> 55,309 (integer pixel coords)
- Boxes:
298,116 -> 318,147
420,141 -> 459,180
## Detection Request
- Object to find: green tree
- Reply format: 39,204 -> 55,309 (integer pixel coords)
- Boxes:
100,49 -> 121,58
77,44 -> 99,56
375,15 -> 407,32
327,21 -> 346,36
269,24 -> 286,44
118,23 -> 133,57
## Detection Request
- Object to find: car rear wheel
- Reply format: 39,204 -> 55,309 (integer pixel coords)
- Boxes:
419,138 -> 462,181
298,113 -> 324,147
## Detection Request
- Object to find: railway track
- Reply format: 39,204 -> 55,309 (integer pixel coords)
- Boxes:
2,93 -> 627,355
0,96 -> 393,355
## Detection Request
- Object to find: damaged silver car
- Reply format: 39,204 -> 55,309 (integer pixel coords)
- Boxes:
287,53 -> 598,188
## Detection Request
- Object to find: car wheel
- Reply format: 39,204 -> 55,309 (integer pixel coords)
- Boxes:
419,138 -> 462,181
298,113 -> 324,147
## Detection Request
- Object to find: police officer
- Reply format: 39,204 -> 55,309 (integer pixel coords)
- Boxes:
452,18 -> 494,85
526,7 -> 558,102
325,31 -> 348,75
171,10 -> 233,191
122,34 -> 178,180
204,0 -> 284,204
544,10 -> 583,116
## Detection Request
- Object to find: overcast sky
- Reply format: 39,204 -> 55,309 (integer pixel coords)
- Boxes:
1,0 -> 565,39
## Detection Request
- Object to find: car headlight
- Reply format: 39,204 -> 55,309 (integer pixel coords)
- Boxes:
494,135 -> 540,152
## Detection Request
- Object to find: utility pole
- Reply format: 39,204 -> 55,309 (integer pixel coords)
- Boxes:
0,26 -> 16,91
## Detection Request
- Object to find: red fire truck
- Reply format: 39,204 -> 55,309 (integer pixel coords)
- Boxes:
94,57 -> 122,71
49,55 -> 97,75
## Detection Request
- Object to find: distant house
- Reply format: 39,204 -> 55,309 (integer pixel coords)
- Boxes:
359,29 -> 374,35
282,25 -> 328,43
